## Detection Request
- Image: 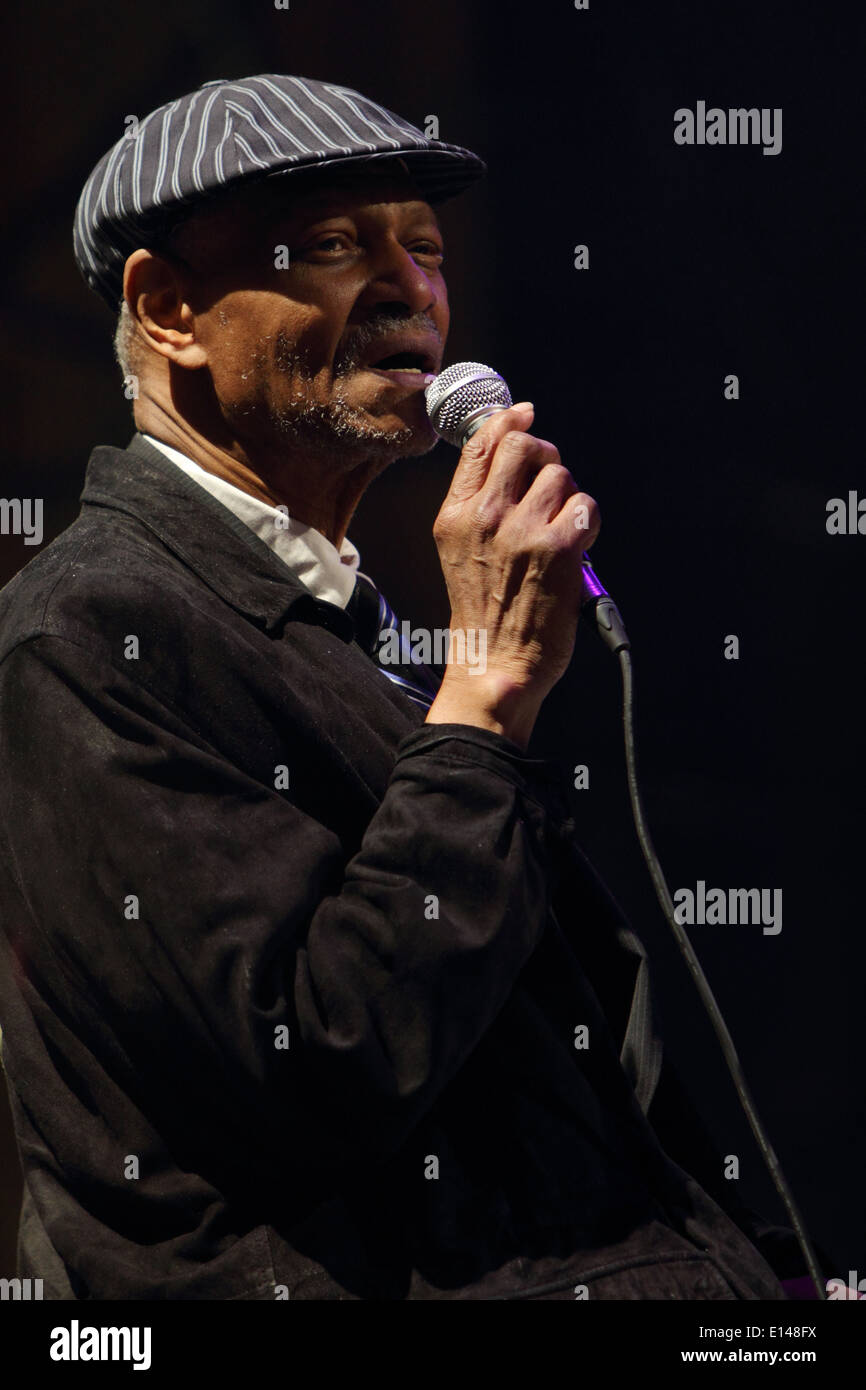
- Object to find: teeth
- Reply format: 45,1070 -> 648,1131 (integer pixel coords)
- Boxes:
377,365 -> 421,372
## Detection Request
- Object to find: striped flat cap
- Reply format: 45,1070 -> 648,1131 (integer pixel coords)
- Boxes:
74,73 -> 486,309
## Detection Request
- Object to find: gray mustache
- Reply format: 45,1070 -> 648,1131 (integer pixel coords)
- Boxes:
335,314 -> 441,374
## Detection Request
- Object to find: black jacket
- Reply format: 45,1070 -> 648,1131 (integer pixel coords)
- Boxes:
0,433 -> 791,1299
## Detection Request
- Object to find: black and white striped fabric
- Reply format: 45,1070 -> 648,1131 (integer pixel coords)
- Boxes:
346,572 -> 442,711
73,73 -> 486,308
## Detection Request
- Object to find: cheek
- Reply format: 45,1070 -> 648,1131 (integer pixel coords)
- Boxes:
272,311 -> 340,378
201,296 -> 327,395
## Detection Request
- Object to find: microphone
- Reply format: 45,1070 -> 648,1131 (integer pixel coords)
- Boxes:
425,361 -> 630,654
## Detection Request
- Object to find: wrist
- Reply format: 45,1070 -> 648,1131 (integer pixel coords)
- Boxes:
425,668 -> 541,750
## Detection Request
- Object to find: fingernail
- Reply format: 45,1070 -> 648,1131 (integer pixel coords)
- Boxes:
512,401 -> 534,412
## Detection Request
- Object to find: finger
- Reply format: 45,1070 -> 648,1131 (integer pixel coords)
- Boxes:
549,489 -> 601,552
516,457 -> 579,520
483,433 -> 561,506
442,402 -> 535,502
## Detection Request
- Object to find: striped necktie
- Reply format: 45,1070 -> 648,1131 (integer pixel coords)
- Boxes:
346,572 -> 442,711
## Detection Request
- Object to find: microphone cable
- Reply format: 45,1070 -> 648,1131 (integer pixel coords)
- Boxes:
611,626 -> 827,1300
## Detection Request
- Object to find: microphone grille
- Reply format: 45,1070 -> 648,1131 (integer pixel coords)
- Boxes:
424,361 -> 512,446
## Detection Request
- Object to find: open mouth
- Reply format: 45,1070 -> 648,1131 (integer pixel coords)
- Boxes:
367,351 -> 433,373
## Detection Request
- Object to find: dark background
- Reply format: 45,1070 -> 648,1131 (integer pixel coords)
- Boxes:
2,0 -> 863,1284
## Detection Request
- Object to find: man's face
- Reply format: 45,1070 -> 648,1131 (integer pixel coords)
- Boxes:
166,163 -> 449,461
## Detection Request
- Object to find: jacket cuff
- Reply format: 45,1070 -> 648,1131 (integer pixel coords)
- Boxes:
393,722 -> 573,824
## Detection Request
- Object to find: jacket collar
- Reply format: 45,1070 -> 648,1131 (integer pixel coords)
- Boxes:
79,432 -> 355,641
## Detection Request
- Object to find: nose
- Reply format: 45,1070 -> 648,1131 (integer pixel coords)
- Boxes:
357,237 -> 440,318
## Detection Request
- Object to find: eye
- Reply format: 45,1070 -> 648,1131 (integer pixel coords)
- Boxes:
295,232 -> 356,258
410,241 -> 444,264
312,234 -> 351,253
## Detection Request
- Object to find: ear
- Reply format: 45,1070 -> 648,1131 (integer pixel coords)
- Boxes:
123,249 -> 208,369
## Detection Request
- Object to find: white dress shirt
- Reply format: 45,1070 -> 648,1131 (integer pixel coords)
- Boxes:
142,434 -> 361,609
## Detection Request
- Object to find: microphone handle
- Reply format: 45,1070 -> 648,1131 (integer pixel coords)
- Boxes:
460,408 -> 631,656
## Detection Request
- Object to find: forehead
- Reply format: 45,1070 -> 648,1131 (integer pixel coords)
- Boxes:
269,164 -> 437,219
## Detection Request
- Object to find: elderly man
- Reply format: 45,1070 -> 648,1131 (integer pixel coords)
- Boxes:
0,74 -> 803,1300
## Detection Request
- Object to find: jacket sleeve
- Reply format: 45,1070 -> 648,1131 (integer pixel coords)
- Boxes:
0,631 -> 563,1182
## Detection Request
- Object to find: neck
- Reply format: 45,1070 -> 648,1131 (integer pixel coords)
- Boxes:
135,400 -> 379,549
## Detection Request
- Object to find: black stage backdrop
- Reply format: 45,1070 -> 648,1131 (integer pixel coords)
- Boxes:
2,0 -> 863,1286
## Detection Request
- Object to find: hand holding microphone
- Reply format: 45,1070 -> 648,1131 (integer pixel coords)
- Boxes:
422,364 -> 604,749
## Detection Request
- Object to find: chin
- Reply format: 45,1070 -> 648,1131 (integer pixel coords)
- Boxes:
390,414 -> 439,456
382,393 -> 440,448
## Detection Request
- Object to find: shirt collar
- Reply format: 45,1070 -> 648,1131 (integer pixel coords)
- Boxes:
141,433 -> 360,609
79,433 -> 356,641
